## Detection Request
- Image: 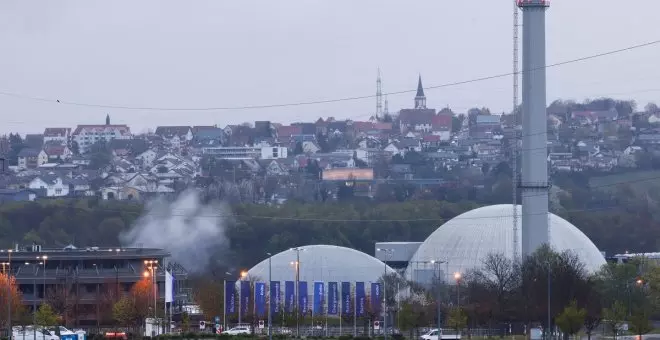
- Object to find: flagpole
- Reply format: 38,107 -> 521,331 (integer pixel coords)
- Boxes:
339,284 -> 342,336
164,269 -> 167,335
223,280 -> 227,331
353,283 -> 357,337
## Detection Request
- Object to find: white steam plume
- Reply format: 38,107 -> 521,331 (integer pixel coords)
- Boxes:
120,190 -> 230,273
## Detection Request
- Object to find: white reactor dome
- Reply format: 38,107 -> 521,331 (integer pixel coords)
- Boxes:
405,204 -> 606,282
246,244 -> 397,283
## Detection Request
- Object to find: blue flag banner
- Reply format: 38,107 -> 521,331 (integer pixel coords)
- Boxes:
255,282 -> 266,317
240,281 -> 251,317
341,282 -> 351,315
284,281 -> 295,313
355,281 -> 366,317
328,282 -> 338,315
270,281 -> 281,315
225,280 -> 236,314
371,282 -> 382,315
313,281 -> 324,315
298,281 -> 308,315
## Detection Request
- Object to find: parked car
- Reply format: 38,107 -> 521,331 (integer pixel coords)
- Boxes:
420,328 -> 461,340
223,327 -> 251,335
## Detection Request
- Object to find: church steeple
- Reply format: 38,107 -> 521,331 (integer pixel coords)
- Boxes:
105,114 -> 110,125
414,75 -> 427,109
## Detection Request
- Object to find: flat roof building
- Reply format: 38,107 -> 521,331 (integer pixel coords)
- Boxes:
0,244 -> 188,327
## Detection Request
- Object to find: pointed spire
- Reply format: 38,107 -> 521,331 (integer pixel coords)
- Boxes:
105,114 -> 110,125
414,74 -> 427,109
416,74 -> 425,98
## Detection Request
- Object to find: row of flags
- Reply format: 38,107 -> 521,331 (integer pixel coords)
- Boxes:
225,281 -> 382,318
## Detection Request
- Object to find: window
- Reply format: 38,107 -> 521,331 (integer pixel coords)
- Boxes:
55,189 -> 62,195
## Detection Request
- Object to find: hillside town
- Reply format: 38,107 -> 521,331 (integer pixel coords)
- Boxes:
0,77 -> 658,203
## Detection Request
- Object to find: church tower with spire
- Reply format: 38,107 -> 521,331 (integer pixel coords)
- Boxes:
414,75 -> 427,109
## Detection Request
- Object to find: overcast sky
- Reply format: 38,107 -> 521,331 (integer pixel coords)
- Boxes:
1,0 -> 660,135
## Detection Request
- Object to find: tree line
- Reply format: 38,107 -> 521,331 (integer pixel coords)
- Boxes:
1,192 -> 660,270
392,246 -> 657,339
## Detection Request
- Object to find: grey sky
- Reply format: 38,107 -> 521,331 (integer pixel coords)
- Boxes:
1,0 -> 659,135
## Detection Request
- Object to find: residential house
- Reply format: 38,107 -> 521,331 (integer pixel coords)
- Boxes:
135,149 -> 158,168
72,124 -> 132,153
38,144 -> 72,164
155,126 -> 193,148
276,125 -> 302,143
571,109 -> 618,125
431,114 -> 452,141
399,109 -> 435,133
17,148 -> 40,169
28,175 -> 69,197
192,126 -> 225,147
258,159 -> 289,176
43,128 -> 71,145
471,115 -> 501,138
384,139 -> 422,156
224,125 -> 254,146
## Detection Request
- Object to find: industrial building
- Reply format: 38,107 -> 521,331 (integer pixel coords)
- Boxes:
0,244 -> 188,326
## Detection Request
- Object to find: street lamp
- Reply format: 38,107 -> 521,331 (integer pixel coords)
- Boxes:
267,253 -> 273,340
37,256 -> 48,302
377,248 -> 394,340
144,260 -> 158,322
290,247 -> 305,337
453,272 -> 462,309
430,260 -> 447,334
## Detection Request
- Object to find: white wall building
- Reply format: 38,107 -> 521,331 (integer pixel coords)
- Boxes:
28,176 -> 70,197
72,124 -> 132,153
202,146 -> 288,160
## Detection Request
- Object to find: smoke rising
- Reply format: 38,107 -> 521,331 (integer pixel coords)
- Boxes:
120,190 -> 230,273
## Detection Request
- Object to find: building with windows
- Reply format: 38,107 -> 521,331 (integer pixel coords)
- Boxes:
72,124 -> 132,154
0,244 -> 188,326
201,146 -> 287,160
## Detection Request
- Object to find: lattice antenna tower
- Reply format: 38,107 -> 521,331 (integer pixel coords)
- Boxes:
512,0 -> 520,261
376,68 -> 383,117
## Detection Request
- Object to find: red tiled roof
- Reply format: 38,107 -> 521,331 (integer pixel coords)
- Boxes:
43,145 -> 68,156
423,135 -> 441,142
373,122 -> 393,130
431,114 -> 452,130
351,121 -> 374,132
277,125 -> 302,138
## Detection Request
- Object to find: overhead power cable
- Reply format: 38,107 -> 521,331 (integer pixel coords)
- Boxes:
0,39 -> 658,111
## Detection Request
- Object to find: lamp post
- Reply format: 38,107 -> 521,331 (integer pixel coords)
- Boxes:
223,271 -> 232,331
430,260 -> 447,334
145,260 -> 158,325
453,272 -> 462,309
377,248 -> 394,340
267,253 -> 273,340
291,247 -> 304,337
37,256 -> 48,302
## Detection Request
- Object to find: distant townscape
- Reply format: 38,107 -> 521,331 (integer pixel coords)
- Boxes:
0,76 -> 656,203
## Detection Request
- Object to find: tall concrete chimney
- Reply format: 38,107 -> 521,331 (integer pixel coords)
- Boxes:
517,0 -> 550,257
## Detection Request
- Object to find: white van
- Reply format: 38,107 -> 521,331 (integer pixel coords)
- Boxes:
420,328 -> 462,340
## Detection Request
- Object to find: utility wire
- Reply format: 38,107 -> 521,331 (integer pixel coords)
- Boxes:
0,39 -> 658,111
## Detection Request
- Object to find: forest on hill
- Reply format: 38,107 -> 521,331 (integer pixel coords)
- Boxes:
1,173 -> 659,270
